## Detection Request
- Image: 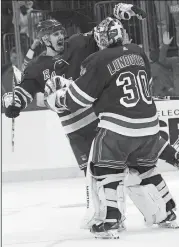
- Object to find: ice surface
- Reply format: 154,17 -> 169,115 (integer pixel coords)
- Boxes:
2,171 -> 179,247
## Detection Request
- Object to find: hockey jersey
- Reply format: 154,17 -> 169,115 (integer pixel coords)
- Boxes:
65,43 -> 159,137
14,33 -> 98,134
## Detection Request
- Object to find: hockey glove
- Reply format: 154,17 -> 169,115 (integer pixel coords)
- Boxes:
44,76 -> 70,113
44,75 -> 71,94
2,92 -> 22,118
113,3 -> 146,20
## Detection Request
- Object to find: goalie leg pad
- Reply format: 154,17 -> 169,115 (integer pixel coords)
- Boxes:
81,161 -> 127,229
127,184 -> 168,225
140,168 -> 176,213
126,166 -> 176,225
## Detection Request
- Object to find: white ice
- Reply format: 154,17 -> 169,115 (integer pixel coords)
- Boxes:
2,171 -> 179,247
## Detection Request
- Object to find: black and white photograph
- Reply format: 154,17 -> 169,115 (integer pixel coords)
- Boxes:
1,0 -> 179,246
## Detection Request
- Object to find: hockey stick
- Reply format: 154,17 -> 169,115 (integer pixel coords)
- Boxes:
11,72 -> 16,152
11,65 -> 22,152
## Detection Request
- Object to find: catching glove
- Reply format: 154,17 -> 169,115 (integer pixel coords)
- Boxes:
2,92 -> 22,118
113,3 -> 146,20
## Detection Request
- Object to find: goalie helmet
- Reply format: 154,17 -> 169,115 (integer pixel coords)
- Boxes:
36,19 -> 67,40
94,17 -> 125,50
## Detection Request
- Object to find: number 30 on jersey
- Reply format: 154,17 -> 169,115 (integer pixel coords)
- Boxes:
116,70 -> 152,107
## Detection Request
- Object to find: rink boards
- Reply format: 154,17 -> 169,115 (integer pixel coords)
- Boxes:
2,99 -> 179,182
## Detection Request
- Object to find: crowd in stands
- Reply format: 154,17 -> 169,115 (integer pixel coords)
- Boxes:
1,0 -> 179,112
146,0 -> 179,96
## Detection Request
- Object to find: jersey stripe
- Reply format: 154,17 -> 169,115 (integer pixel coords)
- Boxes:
99,112 -> 158,123
98,112 -> 159,137
67,88 -> 89,107
94,163 -> 127,169
59,106 -> 97,127
61,112 -> 98,134
68,81 -> 96,107
100,115 -> 158,129
59,107 -> 91,121
71,81 -> 96,102
137,157 -> 158,166
98,118 -> 159,137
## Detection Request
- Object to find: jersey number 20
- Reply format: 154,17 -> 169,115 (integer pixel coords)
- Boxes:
116,70 -> 152,107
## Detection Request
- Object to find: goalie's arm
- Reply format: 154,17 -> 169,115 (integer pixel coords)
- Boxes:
64,55 -> 104,112
45,54 -> 104,113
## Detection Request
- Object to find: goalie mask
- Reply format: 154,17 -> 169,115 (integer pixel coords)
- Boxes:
94,17 -> 125,50
36,19 -> 67,53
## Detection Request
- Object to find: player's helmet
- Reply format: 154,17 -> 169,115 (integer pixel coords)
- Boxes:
94,17 -> 125,50
36,19 -> 67,40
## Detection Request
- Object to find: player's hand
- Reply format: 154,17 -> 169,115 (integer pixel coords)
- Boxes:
44,76 -> 71,96
113,3 -> 146,20
2,92 -> 22,118
44,75 -> 70,100
44,87 -> 68,113
30,38 -> 41,50
44,76 -> 70,113
163,31 -> 173,45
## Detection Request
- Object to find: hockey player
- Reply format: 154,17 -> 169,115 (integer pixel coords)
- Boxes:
44,17 -> 178,238
3,13 -> 179,174
2,3 -> 148,175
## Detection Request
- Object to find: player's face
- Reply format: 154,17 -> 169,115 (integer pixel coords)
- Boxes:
50,30 -> 65,53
